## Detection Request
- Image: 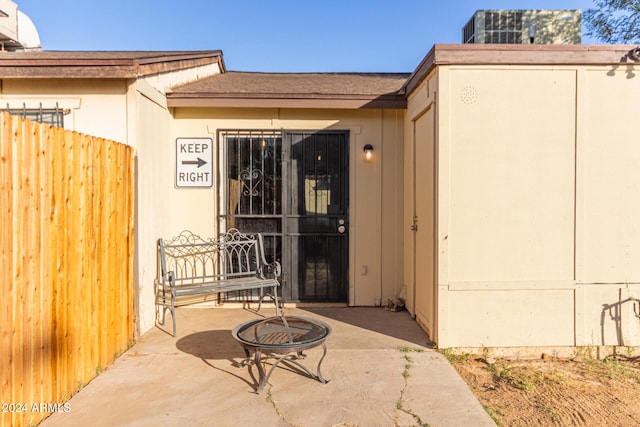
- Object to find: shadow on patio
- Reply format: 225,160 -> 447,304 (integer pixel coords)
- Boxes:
40,307 -> 494,427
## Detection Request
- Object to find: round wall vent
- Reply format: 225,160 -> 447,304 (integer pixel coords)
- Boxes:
460,86 -> 478,105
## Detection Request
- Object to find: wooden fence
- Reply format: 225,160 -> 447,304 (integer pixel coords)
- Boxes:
0,113 -> 135,427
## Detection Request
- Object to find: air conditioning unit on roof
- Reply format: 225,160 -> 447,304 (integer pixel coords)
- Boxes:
462,9 -> 581,45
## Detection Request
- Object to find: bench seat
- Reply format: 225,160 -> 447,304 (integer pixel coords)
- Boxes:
164,277 -> 280,298
156,228 -> 280,336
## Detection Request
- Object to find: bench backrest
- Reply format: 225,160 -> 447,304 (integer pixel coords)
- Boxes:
158,228 -> 263,285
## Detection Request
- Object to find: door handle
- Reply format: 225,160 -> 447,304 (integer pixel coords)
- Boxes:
410,224 -> 418,231
338,225 -> 346,234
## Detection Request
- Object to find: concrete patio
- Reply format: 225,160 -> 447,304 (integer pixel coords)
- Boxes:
40,306 -> 494,427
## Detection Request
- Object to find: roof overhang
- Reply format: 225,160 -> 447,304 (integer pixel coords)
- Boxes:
0,50 -> 225,78
403,44 -> 640,95
166,94 -> 406,109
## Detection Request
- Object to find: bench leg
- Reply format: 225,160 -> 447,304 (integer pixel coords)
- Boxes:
159,305 -> 167,326
157,291 -> 177,336
256,286 -> 280,316
156,302 -> 165,326
170,296 -> 177,337
273,286 -> 280,316
156,286 -> 166,326
156,296 -> 177,337
160,305 -> 177,337
256,288 -> 264,313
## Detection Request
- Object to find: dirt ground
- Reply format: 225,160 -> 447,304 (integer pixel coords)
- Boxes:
445,350 -> 640,426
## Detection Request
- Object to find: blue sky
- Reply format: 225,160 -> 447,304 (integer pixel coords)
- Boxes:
19,1 -> 599,72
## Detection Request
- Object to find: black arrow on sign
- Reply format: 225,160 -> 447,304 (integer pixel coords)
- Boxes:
181,157 -> 207,168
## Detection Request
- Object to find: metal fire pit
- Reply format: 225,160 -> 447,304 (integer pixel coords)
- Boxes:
232,315 -> 331,393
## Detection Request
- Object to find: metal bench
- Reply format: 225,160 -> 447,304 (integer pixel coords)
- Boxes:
156,228 -> 281,336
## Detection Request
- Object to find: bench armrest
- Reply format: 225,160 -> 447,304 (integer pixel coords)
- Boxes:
256,233 -> 281,280
268,261 -> 282,278
259,261 -> 281,280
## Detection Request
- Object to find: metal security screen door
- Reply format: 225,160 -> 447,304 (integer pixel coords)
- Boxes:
283,131 -> 349,302
219,130 -> 349,303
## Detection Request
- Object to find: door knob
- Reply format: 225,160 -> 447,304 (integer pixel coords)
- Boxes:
337,225 -> 346,234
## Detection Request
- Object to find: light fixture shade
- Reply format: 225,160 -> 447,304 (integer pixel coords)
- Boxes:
363,144 -> 374,161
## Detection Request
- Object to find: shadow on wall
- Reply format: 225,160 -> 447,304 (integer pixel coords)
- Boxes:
606,47 -> 640,78
601,289 -> 640,346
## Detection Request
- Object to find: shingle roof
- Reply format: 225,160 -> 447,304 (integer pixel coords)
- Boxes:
167,71 -> 409,109
171,71 -> 408,95
0,50 -> 224,78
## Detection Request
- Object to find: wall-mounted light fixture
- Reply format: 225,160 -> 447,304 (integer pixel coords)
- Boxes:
363,144 -> 374,161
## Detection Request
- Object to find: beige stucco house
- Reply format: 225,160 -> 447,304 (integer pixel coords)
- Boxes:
403,44 -> 640,350
2,43 -> 638,351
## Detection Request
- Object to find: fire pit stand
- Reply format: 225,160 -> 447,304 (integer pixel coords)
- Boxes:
232,315 -> 332,393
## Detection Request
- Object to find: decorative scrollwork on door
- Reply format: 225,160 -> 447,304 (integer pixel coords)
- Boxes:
239,169 -> 263,197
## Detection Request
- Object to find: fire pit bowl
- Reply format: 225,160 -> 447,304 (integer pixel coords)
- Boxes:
232,315 -> 331,392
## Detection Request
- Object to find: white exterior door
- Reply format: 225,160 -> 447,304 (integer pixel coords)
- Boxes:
410,106 -> 437,339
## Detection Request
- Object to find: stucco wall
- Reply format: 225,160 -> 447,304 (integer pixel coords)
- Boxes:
411,64 -> 640,348
129,81 -> 178,333
168,107 -> 405,308
0,79 -> 129,143
576,66 -> 640,347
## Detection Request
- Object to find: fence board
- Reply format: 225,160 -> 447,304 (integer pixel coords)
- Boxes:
49,124 -> 65,405
0,113 -> 135,427
11,116 -> 25,427
0,115 -> 12,421
69,131 -> 82,390
38,121 -> 53,422
21,118 -> 36,424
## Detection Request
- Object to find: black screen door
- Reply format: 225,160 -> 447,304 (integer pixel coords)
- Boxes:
219,130 -> 349,303
283,131 -> 349,302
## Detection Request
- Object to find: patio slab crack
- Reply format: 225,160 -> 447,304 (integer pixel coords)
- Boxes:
266,385 -> 303,427
394,347 -> 431,427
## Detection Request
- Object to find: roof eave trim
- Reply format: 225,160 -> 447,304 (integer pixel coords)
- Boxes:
0,51 -> 225,78
135,50 -> 223,65
0,66 -> 138,78
167,96 -> 406,109
402,44 -> 640,96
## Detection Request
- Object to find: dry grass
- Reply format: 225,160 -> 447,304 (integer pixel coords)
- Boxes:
442,349 -> 640,426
